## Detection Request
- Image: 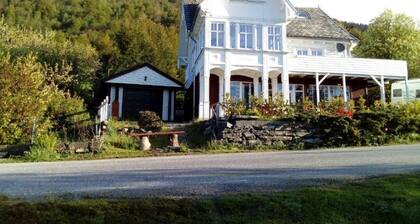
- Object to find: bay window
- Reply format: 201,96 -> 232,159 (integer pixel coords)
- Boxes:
230,23 -> 237,48
268,26 -> 282,50
211,23 -> 224,47
239,24 -> 253,49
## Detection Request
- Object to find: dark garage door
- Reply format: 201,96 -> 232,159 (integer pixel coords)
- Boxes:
123,88 -> 163,120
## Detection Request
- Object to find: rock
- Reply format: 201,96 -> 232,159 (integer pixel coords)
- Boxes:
304,138 -> 322,144
140,136 -> 152,151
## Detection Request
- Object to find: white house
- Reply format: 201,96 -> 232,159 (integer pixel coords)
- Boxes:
178,0 -> 410,120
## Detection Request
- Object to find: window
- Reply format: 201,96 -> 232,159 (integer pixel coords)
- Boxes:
230,23 -> 236,48
297,10 -> 311,19
309,85 -> 351,101
393,89 -> 403,98
297,49 -> 309,56
276,84 -> 304,104
239,24 -> 253,49
211,23 -> 224,47
417,90 -> 420,99
311,49 -> 323,56
230,81 -> 253,107
268,26 -> 282,50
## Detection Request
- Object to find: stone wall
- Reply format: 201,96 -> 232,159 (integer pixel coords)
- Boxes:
212,119 -> 323,147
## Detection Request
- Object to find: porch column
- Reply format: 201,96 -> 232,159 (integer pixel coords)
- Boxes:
253,77 -> 259,97
281,24 -> 290,104
342,73 -> 348,103
315,73 -> 320,105
380,75 -> 386,104
199,71 -> 210,120
405,76 -> 410,102
224,68 -> 231,98
262,69 -> 269,101
271,76 -> 278,98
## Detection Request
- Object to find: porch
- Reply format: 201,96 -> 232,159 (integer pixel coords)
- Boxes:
190,56 -> 409,120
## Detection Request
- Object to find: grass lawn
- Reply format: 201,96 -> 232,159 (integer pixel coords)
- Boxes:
0,173 -> 419,224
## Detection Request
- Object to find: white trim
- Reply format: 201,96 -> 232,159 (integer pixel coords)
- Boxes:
118,87 -> 123,119
162,90 -> 170,121
110,87 -> 116,103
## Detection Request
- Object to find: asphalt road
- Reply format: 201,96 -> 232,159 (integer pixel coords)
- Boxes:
0,144 -> 419,199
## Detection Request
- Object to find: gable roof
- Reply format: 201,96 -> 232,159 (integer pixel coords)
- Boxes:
287,7 -> 358,41
105,63 -> 183,89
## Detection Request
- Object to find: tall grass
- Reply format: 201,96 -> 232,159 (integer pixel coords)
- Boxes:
25,133 -> 60,162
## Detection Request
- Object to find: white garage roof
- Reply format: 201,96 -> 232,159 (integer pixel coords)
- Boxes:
106,63 -> 183,88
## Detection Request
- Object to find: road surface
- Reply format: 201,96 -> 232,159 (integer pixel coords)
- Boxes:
0,144 -> 419,199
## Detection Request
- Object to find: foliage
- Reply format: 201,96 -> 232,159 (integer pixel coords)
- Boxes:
250,95 -> 295,119
353,10 -> 420,79
0,20 -> 100,103
0,173 -> 420,223
25,133 -> 60,162
0,55 -> 52,144
0,0 -> 183,85
138,111 -> 164,132
103,119 -> 139,150
222,94 -> 247,118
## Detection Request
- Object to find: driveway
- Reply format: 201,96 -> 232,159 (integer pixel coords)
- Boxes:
0,144 -> 419,199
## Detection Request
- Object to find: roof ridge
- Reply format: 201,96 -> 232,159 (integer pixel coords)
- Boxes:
316,7 -> 359,41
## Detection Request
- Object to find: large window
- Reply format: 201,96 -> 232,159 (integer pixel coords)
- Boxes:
239,24 -> 253,49
277,84 -> 304,104
268,26 -> 282,50
309,85 -> 351,101
211,23 -> 224,47
230,81 -> 253,107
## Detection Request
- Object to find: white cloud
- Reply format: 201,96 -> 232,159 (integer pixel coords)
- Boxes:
290,0 -> 420,24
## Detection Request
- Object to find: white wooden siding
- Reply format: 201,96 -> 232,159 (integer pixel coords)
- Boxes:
106,67 -> 182,88
288,56 -> 408,78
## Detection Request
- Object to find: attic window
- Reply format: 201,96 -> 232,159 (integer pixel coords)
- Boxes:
297,10 -> 311,19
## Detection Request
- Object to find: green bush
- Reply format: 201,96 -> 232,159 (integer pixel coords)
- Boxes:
138,111 -> 163,132
103,120 -> 139,150
25,133 -> 60,161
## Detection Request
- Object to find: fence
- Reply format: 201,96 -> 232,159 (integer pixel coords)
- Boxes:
96,97 -> 111,135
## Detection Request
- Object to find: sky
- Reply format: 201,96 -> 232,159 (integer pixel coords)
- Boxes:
289,0 -> 420,24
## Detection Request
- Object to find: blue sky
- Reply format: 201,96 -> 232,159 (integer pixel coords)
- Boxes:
290,0 -> 420,24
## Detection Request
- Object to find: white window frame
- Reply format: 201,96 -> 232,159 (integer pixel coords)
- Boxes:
297,49 -> 309,56
310,49 -> 323,56
278,84 -> 304,104
309,85 -> 351,101
268,26 -> 282,51
211,22 -> 225,47
239,24 -> 253,49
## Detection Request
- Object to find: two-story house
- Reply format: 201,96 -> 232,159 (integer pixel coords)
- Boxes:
178,0 -> 409,120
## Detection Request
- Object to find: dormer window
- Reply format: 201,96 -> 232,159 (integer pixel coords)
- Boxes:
211,23 -> 225,47
297,10 -> 311,19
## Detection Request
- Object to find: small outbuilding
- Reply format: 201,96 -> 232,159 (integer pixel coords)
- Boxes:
105,63 -> 183,121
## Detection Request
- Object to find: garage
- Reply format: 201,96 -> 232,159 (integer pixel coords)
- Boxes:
105,63 -> 183,121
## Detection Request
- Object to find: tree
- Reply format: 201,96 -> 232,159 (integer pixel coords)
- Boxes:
354,10 -> 420,79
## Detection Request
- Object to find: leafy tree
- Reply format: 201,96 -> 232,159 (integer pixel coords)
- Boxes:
0,20 -> 100,103
354,10 -> 420,79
